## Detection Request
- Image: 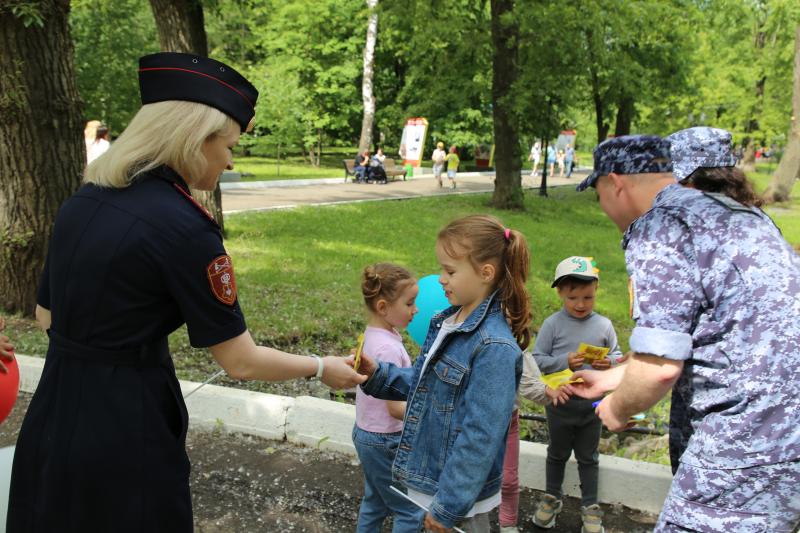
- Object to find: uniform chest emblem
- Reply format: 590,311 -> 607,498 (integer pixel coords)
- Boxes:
207,255 -> 237,305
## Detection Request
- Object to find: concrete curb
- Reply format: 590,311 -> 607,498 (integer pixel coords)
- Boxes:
14,354 -> 670,514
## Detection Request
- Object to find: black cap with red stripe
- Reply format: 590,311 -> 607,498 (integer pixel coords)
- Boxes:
138,52 -> 258,132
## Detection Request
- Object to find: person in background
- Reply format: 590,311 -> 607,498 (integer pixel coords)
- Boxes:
565,144 -> 575,179
445,145 -> 460,189
87,125 -> 110,164
529,141 -> 541,178
354,149 -> 370,183
432,142 -> 447,188
667,126 -> 762,208
83,119 -> 102,162
556,150 -> 566,178
546,144 -> 556,178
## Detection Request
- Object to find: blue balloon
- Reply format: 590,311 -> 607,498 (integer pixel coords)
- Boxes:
408,274 -> 451,346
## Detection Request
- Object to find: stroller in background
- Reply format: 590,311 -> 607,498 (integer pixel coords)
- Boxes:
367,157 -> 387,184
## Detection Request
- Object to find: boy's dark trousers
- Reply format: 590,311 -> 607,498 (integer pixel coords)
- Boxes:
545,397 -> 602,507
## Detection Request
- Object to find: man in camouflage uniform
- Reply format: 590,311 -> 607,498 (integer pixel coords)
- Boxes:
572,135 -> 800,531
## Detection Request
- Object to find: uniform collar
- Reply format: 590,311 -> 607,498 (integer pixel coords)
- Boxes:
151,164 -> 192,194
151,164 -> 219,227
622,183 -> 681,249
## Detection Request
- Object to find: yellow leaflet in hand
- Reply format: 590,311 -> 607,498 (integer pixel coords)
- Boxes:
539,368 -> 584,389
353,334 -> 365,372
578,342 -> 609,361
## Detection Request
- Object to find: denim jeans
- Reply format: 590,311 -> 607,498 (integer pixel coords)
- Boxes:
353,426 -> 424,533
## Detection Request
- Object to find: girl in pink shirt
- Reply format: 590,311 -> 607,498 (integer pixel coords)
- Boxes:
353,263 -> 424,532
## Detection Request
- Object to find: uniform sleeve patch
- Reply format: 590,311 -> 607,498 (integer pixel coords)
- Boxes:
207,255 -> 237,305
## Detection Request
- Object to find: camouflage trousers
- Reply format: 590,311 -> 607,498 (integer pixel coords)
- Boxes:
654,459 -> 800,532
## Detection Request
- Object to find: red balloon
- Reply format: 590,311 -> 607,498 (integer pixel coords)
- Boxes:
0,352 -> 20,424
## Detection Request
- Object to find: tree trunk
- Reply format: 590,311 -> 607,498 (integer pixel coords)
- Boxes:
357,0 -> 378,154
584,30 -> 609,144
764,25 -> 800,203
489,0 -> 523,210
0,0 -> 84,316
741,137 -> 756,172
147,0 -> 207,58
147,0 -> 225,232
614,94 -> 634,137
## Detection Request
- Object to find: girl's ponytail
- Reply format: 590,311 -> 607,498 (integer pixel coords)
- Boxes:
498,228 -> 532,350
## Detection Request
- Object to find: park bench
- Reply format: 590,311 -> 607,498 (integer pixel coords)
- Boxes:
342,157 -> 407,183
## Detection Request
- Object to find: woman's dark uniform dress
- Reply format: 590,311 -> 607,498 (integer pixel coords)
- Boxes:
7,52 -> 258,532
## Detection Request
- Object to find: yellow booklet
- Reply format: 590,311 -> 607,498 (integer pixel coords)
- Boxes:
539,368 -> 584,389
353,333 -> 365,372
578,342 -> 609,361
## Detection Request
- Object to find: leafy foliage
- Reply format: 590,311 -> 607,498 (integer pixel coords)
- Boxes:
70,0 -> 159,132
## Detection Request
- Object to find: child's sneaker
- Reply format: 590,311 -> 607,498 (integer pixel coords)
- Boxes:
532,494 -> 563,528
499,527 -> 519,533
580,504 -> 605,533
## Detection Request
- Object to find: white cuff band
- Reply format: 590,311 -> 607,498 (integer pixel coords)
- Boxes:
312,355 -> 324,379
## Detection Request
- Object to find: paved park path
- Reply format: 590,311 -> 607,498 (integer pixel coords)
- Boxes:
221,169 -> 588,215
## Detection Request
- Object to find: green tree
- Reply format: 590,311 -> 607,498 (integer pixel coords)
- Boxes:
764,25 -> 800,202
70,0 -> 159,133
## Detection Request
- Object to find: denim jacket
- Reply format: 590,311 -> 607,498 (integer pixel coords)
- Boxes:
361,291 -> 522,528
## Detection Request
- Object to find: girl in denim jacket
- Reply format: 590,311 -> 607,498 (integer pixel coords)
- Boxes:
355,215 -> 532,533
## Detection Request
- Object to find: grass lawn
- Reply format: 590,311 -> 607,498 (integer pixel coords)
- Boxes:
6,170 -> 798,464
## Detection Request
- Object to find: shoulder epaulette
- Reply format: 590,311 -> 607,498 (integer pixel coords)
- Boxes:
702,191 -> 758,215
172,183 -> 220,228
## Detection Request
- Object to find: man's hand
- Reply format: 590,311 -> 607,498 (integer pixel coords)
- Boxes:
545,384 -> 572,406
567,351 -> 585,370
595,394 -> 635,432
590,357 -> 611,370
424,513 -> 452,533
571,365 -> 625,399
321,356 -> 367,389
0,318 -> 15,375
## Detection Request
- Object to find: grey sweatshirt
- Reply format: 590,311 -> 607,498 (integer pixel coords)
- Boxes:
532,308 -> 623,375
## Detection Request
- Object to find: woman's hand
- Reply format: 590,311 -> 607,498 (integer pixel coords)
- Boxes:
0,318 -> 15,374
590,357 -> 611,370
347,352 -> 378,379
321,356 -> 367,389
424,513 -> 452,533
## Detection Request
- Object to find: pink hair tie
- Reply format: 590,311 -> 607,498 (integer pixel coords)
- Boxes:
504,228 -> 511,242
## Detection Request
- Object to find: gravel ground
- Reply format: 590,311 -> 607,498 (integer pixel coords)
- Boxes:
0,393 -> 658,532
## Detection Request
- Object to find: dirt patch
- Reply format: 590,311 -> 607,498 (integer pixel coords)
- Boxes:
2,394 -> 658,532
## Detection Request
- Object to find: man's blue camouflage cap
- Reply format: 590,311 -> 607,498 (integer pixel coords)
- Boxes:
576,135 -> 672,192
666,127 -> 738,182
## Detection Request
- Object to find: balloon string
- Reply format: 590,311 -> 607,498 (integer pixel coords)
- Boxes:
183,369 -> 226,399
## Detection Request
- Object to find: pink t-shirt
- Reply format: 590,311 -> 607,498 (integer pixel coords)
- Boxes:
355,326 -> 412,433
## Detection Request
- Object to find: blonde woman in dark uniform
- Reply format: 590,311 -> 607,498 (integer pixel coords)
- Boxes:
8,53 -> 365,532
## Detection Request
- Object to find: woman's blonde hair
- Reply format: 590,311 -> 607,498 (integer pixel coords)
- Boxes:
84,100 -> 237,188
